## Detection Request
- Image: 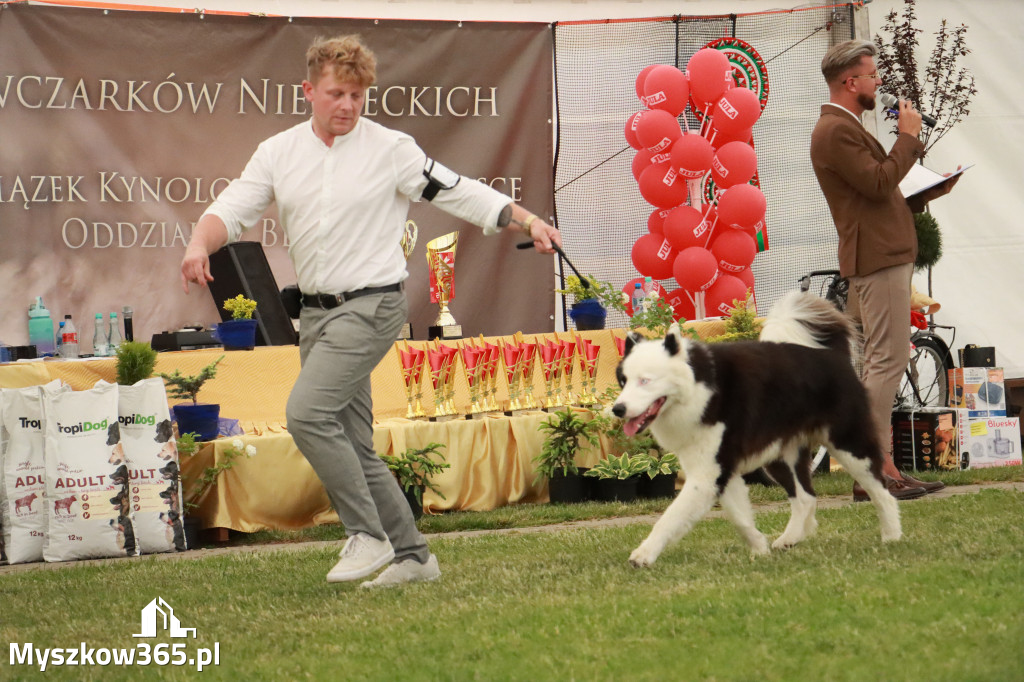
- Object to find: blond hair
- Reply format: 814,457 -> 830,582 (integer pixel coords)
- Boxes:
306,35 -> 377,87
820,40 -> 876,85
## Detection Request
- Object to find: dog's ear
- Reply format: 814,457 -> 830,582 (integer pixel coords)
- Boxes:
663,331 -> 681,357
623,332 -> 644,358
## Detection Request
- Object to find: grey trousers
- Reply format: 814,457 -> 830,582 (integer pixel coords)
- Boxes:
285,289 -> 430,564
848,262 -> 913,458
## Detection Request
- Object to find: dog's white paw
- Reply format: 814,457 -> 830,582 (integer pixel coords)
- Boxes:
771,536 -> 797,550
750,537 -> 771,555
629,543 -> 660,568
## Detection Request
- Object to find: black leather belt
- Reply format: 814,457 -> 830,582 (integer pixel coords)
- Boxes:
301,283 -> 404,309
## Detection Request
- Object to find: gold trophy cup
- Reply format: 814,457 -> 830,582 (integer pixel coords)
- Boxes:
426,231 -> 462,340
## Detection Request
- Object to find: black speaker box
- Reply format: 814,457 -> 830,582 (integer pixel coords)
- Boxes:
207,242 -> 298,347
959,344 -> 996,368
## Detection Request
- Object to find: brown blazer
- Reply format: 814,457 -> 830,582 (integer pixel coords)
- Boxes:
810,105 -> 925,278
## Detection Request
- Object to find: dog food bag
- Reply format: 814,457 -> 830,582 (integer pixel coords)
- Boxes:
118,378 -> 186,553
41,381 -> 138,562
0,381 -> 67,564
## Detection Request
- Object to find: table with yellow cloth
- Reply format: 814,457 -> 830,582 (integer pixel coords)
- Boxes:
0,322 -> 724,533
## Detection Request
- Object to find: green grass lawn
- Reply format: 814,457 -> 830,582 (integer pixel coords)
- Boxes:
2,469 -> 1022,681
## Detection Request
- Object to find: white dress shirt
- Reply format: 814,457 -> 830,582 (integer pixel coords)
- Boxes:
203,117 -> 510,294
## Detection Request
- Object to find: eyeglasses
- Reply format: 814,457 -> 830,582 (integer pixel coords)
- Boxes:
846,72 -> 880,83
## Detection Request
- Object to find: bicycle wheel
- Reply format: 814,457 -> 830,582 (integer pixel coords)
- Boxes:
895,334 -> 953,409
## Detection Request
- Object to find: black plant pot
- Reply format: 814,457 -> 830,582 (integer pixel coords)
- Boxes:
596,476 -> 640,503
403,486 -> 424,520
638,473 -> 678,499
183,516 -> 202,550
548,469 -> 590,504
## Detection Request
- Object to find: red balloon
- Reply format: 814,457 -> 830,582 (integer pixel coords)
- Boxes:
669,132 -> 714,180
625,111 -> 645,150
663,205 -> 708,251
712,141 -> 757,189
642,65 -> 690,116
708,125 -> 753,149
631,234 -> 677,281
648,208 -> 670,235
736,265 -> 756,290
635,64 -> 660,99
710,230 -> 757,273
638,162 -> 688,209
712,87 -> 762,136
705,274 -> 749,317
632,149 -> 654,181
672,247 -> 719,292
662,288 -> 697,321
634,108 -> 682,153
717,183 -> 766,228
686,48 -> 732,106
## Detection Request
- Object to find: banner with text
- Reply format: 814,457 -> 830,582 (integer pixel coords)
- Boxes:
0,4 -> 554,348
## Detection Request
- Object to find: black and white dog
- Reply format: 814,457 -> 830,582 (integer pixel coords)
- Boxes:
613,291 -> 901,568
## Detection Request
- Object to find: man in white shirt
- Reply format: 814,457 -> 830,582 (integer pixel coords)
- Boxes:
180,34 -> 561,588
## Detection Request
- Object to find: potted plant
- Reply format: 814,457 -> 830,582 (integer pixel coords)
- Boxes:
216,294 -> 259,350
534,408 -> 600,504
706,294 -> 762,343
557,274 -> 606,331
157,355 -> 225,441
176,431 -> 256,547
584,452 -> 648,502
635,451 -> 681,499
379,442 -> 450,519
114,340 -> 158,385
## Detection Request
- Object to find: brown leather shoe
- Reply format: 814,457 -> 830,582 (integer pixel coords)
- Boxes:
899,472 -> 945,494
852,475 -> 927,502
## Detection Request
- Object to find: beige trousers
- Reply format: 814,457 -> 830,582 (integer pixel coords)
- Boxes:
847,263 -> 913,457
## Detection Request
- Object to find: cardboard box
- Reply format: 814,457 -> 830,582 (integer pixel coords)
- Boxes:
948,367 -> 1007,418
954,411 -> 1022,469
891,408 -> 964,472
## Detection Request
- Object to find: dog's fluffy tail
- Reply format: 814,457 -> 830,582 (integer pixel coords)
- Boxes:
759,291 -> 856,356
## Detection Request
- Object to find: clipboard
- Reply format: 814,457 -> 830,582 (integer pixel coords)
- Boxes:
900,163 -> 973,198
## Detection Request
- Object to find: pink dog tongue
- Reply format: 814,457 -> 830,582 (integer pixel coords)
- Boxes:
622,417 -> 643,437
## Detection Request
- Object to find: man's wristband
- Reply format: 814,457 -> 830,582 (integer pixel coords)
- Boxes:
523,214 -> 538,234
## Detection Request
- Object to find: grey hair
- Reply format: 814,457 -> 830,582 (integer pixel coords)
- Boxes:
821,40 -> 877,84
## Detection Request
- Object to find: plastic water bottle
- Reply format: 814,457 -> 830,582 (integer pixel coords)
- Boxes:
28,297 -> 56,356
92,313 -> 107,357
55,320 -> 65,356
108,312 -> 123,354
122,306 -> 134,342
60,314 -> 79,358
631,282 -> 646,315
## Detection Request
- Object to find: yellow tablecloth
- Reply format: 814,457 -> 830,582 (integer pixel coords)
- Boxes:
184,410 -> 611,532
1,323 -> 723,532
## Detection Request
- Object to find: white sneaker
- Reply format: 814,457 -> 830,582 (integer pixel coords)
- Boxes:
326,533 -> 395,583
360,554 -> 441,589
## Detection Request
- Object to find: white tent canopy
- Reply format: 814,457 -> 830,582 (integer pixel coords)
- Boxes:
92,0 -> 1024,376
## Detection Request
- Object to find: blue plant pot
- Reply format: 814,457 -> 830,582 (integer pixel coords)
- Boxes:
173,403 -> 221,442
215,319 -> 258,351
569,299 -> 607,331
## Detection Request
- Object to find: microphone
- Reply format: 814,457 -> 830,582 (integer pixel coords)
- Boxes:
879,93 -> 937,128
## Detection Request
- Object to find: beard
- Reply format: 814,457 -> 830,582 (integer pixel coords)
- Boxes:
857,93 -> 876,111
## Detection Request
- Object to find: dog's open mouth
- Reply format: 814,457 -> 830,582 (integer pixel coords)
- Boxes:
622,397 -> 666,437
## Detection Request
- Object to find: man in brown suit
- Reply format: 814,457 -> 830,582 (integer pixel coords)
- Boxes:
810,39 -> 959,501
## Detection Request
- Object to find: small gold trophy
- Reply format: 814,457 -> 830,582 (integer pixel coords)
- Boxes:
397,220 -> 418,340
426,231 -> 462,340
